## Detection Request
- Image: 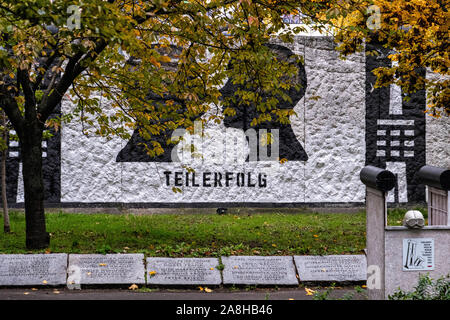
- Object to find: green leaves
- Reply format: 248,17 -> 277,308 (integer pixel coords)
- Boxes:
7,0 -> 434,162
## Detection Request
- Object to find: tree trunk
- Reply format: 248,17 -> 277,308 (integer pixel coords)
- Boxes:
20,121 -> 49,249
1,110 -> 10,233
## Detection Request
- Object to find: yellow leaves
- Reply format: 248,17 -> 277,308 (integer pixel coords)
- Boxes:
129,284 -> 139,290
9,73 -> 14,79
387,54 -> 399,62
223,107 -> 237,117
42,280 -> 48,284
182,92 -> 199,102
149,271 -> 157,277
309,95 -> 321,101
198,286 -> 213,293
45,118 -> 61,132
98,263 -> 107,267
125,122 -> 135,129
159,56 -> 171,63
149,56 -> 161,68
305,287 -> 316,296
259,132 -> 274,146
317,0 -> 448,115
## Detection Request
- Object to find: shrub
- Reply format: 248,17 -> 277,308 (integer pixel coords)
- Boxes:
389,274 -> 450,300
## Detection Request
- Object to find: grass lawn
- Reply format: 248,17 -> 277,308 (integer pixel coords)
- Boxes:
0,208 -> 425,256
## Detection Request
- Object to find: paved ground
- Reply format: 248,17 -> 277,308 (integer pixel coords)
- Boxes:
0,286 -> 367,300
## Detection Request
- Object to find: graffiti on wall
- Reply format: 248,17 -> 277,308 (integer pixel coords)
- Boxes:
1,39 -> 430,205
219,44 -> 308,162
116,44 -> 308,163
365,41 -> 426,203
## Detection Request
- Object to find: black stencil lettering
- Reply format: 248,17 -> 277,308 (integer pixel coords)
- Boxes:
163,171 -> 172,186
236,172 -> 245,187
225,172 -> 233,187
214,172 -> 223,187
247,172 -> 256,187
258,173 -> 267,188
174,172 -> 183,187
203,172 -> 211,187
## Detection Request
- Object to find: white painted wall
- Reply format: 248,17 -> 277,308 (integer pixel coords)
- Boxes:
14,36 -> 449,205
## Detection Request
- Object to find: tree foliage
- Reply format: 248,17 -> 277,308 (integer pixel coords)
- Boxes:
310,0 -> 449,117
0,0 -> 448,248
0,0 -> 330,157
0,0 -> 328,248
